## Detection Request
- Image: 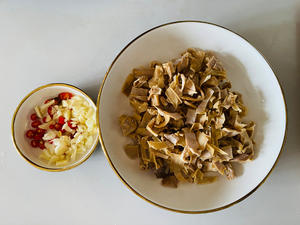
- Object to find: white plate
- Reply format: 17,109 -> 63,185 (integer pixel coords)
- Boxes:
12,83 -> 98,171
97,21 -> 287,213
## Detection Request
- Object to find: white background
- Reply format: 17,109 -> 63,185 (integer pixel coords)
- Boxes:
0,0 -> 299,224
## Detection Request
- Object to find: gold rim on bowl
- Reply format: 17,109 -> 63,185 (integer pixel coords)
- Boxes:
11,83 -> 99,172
96,20 -> 288,213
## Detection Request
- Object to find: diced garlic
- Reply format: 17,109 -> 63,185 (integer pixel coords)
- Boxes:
66,154 -> 71,162
86,119 -> 94,131
39,121 -> 54,130
35,106 -> 43,118
49,155 -> 60,164
45,115 -> 51,122
40,99 -> 55,113
54,143 -> 68,156
38,95 -> 96,166
63,110 -> 71,120
43,130 -> 57,141
62,100 -> 68,108
40,150 -> 51,160
70,148 -> 77,161
45,142 -> 55,154
62,123 -> 75,134
85,136 -> 94,148
56,160 -> 68,166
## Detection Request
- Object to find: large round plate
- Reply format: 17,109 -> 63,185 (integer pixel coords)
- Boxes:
97,21 -> 287,213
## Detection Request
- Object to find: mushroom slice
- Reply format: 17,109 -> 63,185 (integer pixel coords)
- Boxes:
215,113 -> 225,129
183,78 -> 197,96
119,115 -> 137,136
165,86 -> 182,109
164,133 -> 180,145
148,141 -> 173,150
175,52 -> 190,72
224,163 -> 235,180
156,107 -> 182,120
129,99 -> 148,113
148,65 -> 165,88
162,175 -> 178,188
148,86 -> 162,100
129,87 -> 148,102
222,127 -> 241,137
197,132 -> 209,151
146,118 -> 160,137
186,109 -> 197,125
183,128 -> 200,155
183,100 -> 197,109
196,88 -> 214,114
122,73 -> 135,96
133,76 -> 148,88
200,150 -> 213,161
162,62 -> 175,81
150,95 -> 160,107
188,48 -> 205,73
181,95 -> 203,102
124,144 -> 139,159
133,67 -> 154,78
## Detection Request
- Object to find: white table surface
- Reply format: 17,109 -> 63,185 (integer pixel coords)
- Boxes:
1,0 -> 299,224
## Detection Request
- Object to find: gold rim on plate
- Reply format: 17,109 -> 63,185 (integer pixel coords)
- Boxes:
96,20 -> 288,213
11,83 -> 99,172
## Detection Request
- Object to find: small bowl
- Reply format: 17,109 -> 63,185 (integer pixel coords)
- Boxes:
97,21 -> 287,213
12,83 -> 98,171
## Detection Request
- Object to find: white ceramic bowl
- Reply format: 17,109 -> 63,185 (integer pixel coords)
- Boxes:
12,83 -> 98,171
97,21 -> 287,213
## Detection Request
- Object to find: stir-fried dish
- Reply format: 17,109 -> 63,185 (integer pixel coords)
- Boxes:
119,48 -> 255,188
